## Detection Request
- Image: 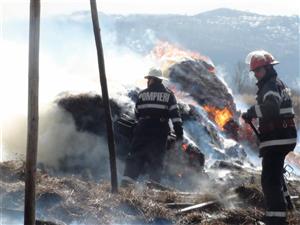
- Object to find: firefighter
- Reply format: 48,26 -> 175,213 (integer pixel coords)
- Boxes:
121,68 -> 183,186
242,50 -> 297,225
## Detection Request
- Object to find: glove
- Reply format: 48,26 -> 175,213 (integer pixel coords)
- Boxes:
241,112 -> 252,123
176,135 -> 183,141
174,124 -> 183,141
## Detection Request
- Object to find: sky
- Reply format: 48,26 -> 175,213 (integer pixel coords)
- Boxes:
1,0 -> 300,18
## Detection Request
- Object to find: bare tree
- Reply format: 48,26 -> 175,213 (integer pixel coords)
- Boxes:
234,61 -> 249,93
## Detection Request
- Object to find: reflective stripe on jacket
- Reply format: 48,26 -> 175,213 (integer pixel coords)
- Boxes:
247,72 -> 297,152
135,82 -> 183,137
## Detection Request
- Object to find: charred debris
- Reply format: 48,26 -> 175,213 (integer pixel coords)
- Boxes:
2,59 -> 300,224
52,59 -> 251,180
1,160 -> 300,224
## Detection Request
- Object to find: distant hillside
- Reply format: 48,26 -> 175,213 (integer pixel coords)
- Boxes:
97,8 -> 299,88
7,8 -> 298,88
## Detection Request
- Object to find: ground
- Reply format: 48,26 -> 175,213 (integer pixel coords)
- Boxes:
1,160 -> 300,225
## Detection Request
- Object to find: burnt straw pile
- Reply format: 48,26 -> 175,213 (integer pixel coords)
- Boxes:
169,60 -> 235,112
47,60 -> 254,191
2,59 -> 300,224
51,59 -> 252,183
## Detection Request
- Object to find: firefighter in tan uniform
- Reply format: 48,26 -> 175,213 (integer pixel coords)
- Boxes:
242,50 -> 297,225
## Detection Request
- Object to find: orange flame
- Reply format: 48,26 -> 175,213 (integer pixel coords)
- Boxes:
203,105 -> 233,130
182,143 -> 188,152
151,41 -> 215,73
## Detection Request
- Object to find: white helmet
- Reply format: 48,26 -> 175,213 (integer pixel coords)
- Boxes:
144,68 -> 168,81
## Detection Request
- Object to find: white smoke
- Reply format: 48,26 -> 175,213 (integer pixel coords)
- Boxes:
2,11 -> 299,180
0,18 -> 155,174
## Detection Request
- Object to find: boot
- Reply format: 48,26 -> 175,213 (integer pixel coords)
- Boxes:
263,216 -> 288,225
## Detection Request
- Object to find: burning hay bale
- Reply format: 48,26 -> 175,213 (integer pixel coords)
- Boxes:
52,56 -> 252,182
168,60 -> 236,113
53,91 -> 247,190
167,59 -> 244,141
54,92 -> 206,185
56,93 -> 124,135
167,59 -> 261,146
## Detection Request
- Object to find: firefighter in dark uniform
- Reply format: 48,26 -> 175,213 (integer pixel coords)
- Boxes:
242,50 -> 297,225
122,68 -> 183,185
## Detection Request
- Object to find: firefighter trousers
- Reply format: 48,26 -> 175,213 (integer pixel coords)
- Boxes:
123,135 -> 167,183
261,151 -> 289,225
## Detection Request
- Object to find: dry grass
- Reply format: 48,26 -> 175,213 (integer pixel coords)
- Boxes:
235,185 -> 264,208
288,211 -> 300,225
221,208 -> 263,225
1,160 -> 300,225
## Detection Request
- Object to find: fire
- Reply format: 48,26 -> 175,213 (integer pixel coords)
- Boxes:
151,41 -> 215,73
203,105 -> 233,130
181,143 -> 188,152
153,41 -> 206,61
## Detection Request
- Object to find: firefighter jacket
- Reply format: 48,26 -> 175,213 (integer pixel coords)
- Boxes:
246,71 -> 297,155
134,82 -> 183,138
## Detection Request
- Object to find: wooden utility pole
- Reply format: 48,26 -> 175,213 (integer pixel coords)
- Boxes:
90,0 -> 118,193
24,0 -> 40,224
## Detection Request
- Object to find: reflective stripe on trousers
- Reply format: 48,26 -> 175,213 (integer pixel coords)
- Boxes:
265,211 -> 286,217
